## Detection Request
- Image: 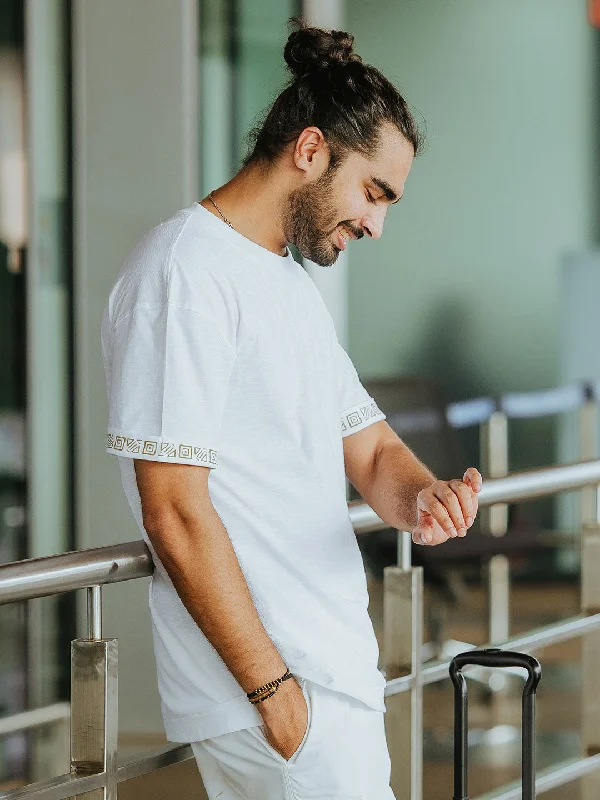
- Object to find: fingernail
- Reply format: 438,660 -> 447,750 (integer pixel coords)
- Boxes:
450,528 -> 457,537
466,516 -> 473,527
421,533 -> 428,544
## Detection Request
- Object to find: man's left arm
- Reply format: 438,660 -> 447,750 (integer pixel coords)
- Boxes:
343,420 -> 482,546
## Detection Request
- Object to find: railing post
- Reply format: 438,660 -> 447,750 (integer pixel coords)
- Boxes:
578,386 -> 597,526
480,409 -> 510,644
383,531 -> 423,800
581,519 -> 600,800
581,388 -> 600,800
71,586 -> 118,800
87,584 -> 103,641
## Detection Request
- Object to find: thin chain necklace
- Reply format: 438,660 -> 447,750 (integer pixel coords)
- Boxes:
208,192 -> 234,229
207,191 -> 288,258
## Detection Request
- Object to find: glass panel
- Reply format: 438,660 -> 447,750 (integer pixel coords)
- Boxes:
0,0 -> 28,784
25,0 -> 73,783
26,0 -> 74,717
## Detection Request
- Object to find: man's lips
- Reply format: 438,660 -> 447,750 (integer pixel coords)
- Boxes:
334,225 -> 359,251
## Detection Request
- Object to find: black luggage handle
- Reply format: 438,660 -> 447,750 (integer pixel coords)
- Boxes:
449,649 -> 542,800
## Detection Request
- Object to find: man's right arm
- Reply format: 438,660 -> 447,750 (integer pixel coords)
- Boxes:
133,458 -> 307,759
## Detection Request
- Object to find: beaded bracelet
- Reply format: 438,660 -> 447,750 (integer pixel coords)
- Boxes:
248,688 -> 277,705
247,668 -> 293,704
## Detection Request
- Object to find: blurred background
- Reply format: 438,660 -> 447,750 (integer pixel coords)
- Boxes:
1,0 -> 599,797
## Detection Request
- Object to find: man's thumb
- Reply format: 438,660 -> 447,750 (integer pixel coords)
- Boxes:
415,510 -> 434,544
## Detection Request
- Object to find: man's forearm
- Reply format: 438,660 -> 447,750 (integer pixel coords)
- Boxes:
362,440 -> 436,532
145,503 -> 287,696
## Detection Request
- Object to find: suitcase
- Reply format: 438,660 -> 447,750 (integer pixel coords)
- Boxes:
449,648 -> 542,800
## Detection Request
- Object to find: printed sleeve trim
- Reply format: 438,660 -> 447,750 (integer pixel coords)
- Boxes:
106,432 -> 218,468
341,399 -> 386,438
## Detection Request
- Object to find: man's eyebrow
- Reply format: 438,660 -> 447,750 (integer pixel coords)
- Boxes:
371,177 -> 402,204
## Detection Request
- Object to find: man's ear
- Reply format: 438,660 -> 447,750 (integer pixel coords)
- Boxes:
293,126 -> 329,176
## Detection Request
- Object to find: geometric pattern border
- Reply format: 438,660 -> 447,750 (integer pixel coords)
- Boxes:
106,432 -> 218,467
341,398 -> 386,437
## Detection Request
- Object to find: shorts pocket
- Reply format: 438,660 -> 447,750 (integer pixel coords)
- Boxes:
249,676 -> 312,766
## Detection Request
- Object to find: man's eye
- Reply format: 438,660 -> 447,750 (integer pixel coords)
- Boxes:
366,192 -> 376,204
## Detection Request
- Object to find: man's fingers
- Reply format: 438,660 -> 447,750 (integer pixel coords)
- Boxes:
471,491 -> 479,520
419,493 -> 458,538
431,483 -> 467,535
463,468 -> 483,492
449,479 -> 476,531
413,524 -> 431,545
412,511 -> 434,544
416,472 -> 483,546
463,468 -> 482,526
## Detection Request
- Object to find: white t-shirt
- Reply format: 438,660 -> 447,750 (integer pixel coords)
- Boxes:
101,201 -> 388,743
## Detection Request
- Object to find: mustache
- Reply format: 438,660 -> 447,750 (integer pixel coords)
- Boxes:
336,222 -> 364,240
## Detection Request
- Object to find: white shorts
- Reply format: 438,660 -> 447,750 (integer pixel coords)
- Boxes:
191,676 -> 396,800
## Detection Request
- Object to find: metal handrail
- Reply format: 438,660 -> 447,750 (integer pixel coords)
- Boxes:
0,744 -> 194,800
474,754 -> 600,800
0,704 -> 70,738
351,457 -> 600,532
1,458 -> 600,605
0,541 -> 152,605
385,611 -> 600,695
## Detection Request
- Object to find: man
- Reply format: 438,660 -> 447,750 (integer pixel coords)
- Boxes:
101,19 -> 481,800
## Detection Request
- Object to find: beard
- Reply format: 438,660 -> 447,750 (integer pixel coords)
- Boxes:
283,167 -> 343,267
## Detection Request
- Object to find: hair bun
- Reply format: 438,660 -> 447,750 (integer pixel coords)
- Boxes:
284,22 -> 362,79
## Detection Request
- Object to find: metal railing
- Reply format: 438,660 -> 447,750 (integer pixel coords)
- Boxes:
382,380 -> 599,652
0,459 -> 599,798
0,705 -> 70,739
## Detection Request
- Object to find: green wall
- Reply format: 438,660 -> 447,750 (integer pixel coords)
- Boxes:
347,0 -> 596,409
199,0 -> 299,195
236,0 -> 299,165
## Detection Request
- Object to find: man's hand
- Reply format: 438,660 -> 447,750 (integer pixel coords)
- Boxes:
413,468 -> 482,546
258,678 -> 308,761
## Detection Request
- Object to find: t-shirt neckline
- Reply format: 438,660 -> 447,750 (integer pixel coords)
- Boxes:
192,201 -> 296,270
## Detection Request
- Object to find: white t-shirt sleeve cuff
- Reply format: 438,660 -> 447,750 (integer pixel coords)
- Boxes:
106,431 -> 219,468
340,399 -> 386,438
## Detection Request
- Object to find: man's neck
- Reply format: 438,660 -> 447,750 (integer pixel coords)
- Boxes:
201,165 -> 289,257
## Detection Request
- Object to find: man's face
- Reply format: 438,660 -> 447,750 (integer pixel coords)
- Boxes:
285,125 -> 414,267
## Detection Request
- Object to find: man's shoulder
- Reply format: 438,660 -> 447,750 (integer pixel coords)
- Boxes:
112,205 -> 236,301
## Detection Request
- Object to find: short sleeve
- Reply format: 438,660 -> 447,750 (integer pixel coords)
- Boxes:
333,337 -> 386,438
105,303 -> 235,468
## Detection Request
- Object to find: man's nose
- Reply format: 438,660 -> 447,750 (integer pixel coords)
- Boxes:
362,208 -> 387,240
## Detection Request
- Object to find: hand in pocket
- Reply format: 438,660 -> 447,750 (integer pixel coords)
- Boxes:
259,678 -> 309,761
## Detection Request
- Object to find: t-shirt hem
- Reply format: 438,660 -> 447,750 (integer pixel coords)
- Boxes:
162,671 -> 387,743
106,431 -> 218,467
163,694 -> 262,743
310,669 -> 387,714
341,399 -> 386,438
